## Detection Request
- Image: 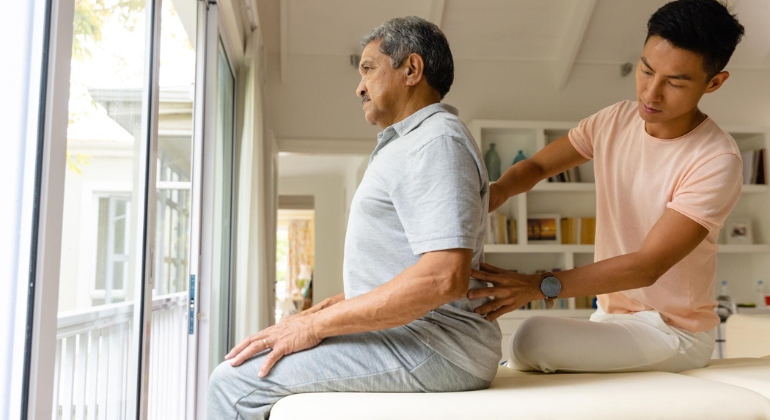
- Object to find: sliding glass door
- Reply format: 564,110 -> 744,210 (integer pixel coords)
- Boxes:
53,0 -> 151,416
43,0 -> 205,418
18,0 -> 238,417
146,0 -> 199,418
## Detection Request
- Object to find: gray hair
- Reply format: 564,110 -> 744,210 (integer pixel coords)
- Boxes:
361,16 -> 454,99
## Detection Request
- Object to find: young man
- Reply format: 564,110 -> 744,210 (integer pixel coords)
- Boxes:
469,0 -> 745,373
207,17 -> 500,419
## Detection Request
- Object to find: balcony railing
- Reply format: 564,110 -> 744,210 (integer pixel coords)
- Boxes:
53,292 -> 188,420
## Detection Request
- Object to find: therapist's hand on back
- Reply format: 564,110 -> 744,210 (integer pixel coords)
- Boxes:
468,262 -> 543,321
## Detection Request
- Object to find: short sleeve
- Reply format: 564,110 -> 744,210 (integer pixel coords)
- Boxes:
568,102 -> 622,159
666,154 -> 743,233
390,136 -> 483,255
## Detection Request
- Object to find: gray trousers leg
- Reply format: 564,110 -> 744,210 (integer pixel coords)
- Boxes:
207,326 -> 489,420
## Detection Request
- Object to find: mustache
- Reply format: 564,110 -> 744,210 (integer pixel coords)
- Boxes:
361,95 -> 370,104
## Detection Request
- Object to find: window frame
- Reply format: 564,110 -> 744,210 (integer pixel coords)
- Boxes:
22,0 -> 76,416
23,0 -> 162,417
192,3 -> 239,417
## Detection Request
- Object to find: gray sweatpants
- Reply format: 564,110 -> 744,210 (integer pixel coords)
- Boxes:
207,326 -> 490,420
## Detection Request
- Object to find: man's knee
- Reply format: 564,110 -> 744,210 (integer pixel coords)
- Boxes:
510,316 -> 552,371
208,360 -> 236,397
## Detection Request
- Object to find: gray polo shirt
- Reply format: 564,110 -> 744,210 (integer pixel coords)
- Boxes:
344,103 -> 502,381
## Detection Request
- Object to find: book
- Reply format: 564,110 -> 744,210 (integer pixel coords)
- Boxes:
560,217 -> 596,245
548,166 -> 583,183
485,212 -> 517,244
741,148 -> 767,185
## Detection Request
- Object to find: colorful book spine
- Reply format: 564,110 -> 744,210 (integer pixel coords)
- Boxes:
485,212 -> 518,244
560,217 -> 596,245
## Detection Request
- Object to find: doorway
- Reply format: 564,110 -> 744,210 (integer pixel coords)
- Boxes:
275,196 -> 315,323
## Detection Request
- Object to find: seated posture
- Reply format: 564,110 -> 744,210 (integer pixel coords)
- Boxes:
470,0 -> 745,373
208,17 -> 501,419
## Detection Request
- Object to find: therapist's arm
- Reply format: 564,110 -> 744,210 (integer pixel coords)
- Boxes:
489,135 -> 589,211
468,209 -> 709,320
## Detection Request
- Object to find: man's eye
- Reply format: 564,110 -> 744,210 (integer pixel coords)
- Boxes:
669,82 -> 682,88
642,70 -> 652,75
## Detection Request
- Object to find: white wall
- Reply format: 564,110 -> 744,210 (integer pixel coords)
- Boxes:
278,174 -> 346,302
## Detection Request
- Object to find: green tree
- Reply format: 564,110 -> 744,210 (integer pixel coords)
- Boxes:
73,0 -> 145,60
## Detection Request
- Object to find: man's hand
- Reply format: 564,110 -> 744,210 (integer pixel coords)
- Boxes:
488,182 -> 508,213
225,315 -> 322,377
468,262 -> 543,321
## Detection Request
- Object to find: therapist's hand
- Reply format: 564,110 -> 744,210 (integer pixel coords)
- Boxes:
225,314 -> 322,377
488,182 -> 508,213
468,262 -> 543,321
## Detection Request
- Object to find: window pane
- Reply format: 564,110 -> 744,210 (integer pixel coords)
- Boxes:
147,0 -> 197,417
113,261 -> 124,289
56,0 -> 149,417
95,198 -> 109,291
210,39 -> 235,375
113,210 -> 126,255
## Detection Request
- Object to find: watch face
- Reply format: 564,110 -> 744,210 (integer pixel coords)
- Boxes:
541,276 -> 561,298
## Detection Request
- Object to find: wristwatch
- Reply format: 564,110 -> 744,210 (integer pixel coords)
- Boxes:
540,272 -> 562,309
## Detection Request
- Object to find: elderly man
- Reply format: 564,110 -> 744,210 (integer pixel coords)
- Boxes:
207,16 -> 501,419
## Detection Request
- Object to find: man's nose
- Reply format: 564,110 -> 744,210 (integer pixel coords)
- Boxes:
645,79 -> 664,103
356,79 -> 366,98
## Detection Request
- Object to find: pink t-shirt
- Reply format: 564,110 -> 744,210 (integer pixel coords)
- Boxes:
569,100 -> 743,333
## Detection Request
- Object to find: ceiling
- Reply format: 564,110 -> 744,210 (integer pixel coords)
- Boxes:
256,0 -> 770,149
258,0 -> 769,69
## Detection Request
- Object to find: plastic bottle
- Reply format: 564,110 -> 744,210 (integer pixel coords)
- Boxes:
718,280 -> 730,299
758,280 -> 767,307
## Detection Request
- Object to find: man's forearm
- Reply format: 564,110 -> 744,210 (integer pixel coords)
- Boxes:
309,250 -> 470,339
290,293 -> 345,319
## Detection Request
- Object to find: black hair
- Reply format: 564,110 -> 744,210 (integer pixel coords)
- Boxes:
362,17 -> 454,99
646,0 -> 745,79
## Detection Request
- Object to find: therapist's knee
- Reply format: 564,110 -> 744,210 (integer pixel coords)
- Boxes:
510,316 -> 552,370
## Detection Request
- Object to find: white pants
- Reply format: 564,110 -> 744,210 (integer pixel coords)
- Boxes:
509,306 -> 716,373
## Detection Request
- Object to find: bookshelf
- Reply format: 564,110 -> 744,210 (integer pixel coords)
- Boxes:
469,119 -> 770,342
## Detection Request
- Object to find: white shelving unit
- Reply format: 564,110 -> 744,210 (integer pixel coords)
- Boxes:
469,119 -> 770,345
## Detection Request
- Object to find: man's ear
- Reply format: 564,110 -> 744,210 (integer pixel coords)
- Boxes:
705,71 -> 729,94
404,53 -> 425,87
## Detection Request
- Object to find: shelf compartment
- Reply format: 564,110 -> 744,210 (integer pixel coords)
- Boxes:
531,182 -> 596,192
741,184 -> 770,194
486,244 -> 770,254
484,244 -> 595,253
718,244 -> 770,253
500,309 -> 596,319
